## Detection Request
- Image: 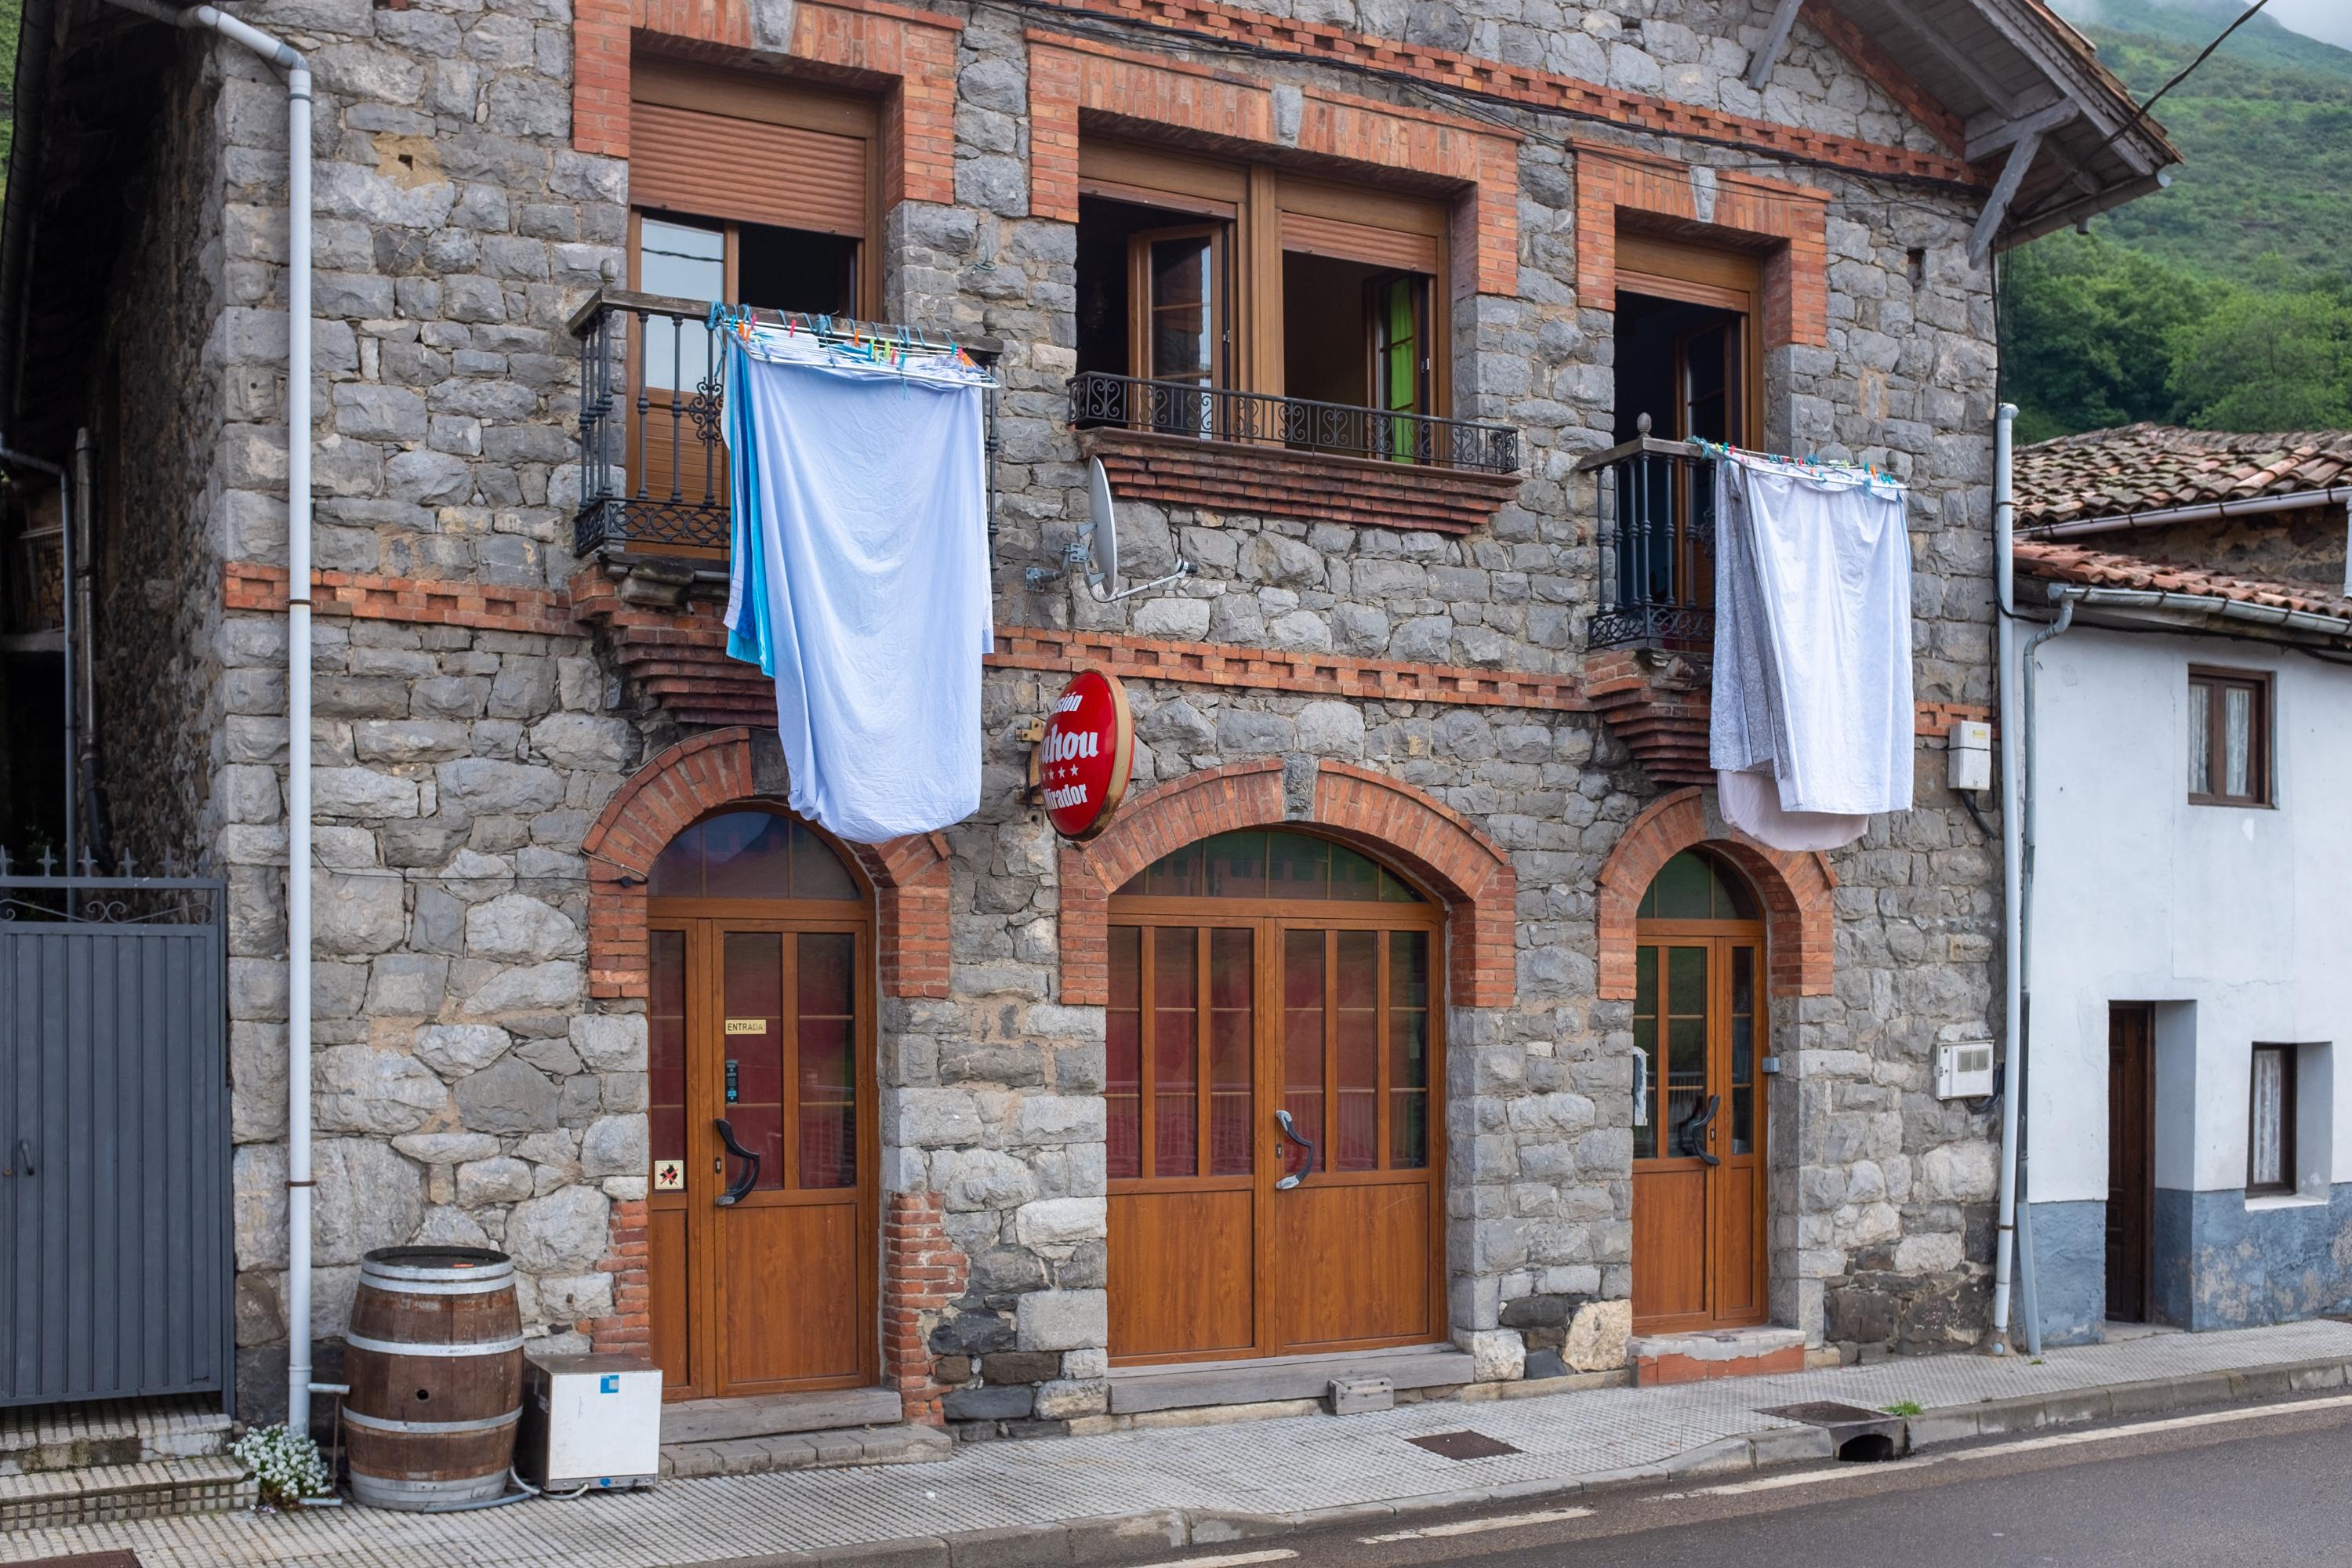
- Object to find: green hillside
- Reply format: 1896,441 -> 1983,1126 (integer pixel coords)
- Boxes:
2006,2 -> 2352,439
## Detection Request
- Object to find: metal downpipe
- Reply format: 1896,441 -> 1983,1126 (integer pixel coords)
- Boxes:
1988,402 -> 2024,1352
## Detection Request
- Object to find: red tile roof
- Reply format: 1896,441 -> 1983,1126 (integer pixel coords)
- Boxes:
2014,423 -> 2352,530
2013,540 -> 2352,631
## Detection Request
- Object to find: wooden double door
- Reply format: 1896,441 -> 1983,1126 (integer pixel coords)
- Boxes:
1105,885 -> 1446,1364
644,809 -> 877,1403
1631,932 -> 1769,1330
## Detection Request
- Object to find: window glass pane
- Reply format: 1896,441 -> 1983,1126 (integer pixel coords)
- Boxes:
703,811 -> 793,900
2188,681 -> 2211,796
1633,945 -> 1658,1162
1378,866 -> 1425,902
1715,862 -> 1758,920
1335,931 -> 1379,1170
1283,929 -> 1327,1165
1108,927 -> 1142,1179
789,817 -> 861,900
1150,237 -> 1214,383
723,932 -> 785,1191
1267,832 -> 1329,898
649,822 -> 702,898
640,218 -> 724,392
2250,1047 -> 2286,1189
649,931 -> 688,1170
1653,852 -> 1713,919
1154,927 -> 1200,1178
1328,844 -> 1381,900
1388,931 -> 1429,1169
1142,843 -> 1200,898
2223,684 -> 2253,799
1208,928 -> 1254,1175
1665,946 -> 1708,1156
1204,831 -> 1267,898
1117,832 -> 1423,901
797,932 -> 855,1189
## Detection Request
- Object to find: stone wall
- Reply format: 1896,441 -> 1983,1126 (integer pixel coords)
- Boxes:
69,0 -> 2018,1428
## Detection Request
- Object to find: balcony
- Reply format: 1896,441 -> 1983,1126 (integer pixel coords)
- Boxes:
1579,416 -> 1717,651
568,289 -> 1001,561
1066,372 -> 1523,535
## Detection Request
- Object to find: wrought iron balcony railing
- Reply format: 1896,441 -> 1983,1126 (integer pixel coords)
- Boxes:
1067,372 -> 1519,475
569,290 -> 1000,559
1578,416 -> 1717,650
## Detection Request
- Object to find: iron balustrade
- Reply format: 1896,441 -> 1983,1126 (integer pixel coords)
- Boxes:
569,289 -> 1002,559
1578,416 -> 1719,650
1066,371 -> 1519,475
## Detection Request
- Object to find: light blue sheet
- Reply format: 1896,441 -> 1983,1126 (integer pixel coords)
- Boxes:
722,327 -> 994,842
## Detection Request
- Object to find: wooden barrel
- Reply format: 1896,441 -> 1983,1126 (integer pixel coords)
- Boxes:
344,1247 -> 524,1510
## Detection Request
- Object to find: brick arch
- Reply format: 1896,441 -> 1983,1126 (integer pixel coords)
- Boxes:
1058,758 -> 1517,1009
582,726 -> 953,1000
1594,786 -> 1836,1000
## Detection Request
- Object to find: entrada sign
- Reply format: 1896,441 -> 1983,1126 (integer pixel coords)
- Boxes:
1040,668 -> 1134,840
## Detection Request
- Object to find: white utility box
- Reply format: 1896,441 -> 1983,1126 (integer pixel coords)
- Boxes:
516,1353 -> 662,1493
1947,720 -> 1992,793
1934,1040 -> 1997,1101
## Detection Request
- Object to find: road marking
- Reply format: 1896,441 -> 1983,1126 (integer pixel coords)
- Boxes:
1360,1506 -> 1595,1542
1137,1552 -> 1297,1568
1698,1460 -> 1940,1496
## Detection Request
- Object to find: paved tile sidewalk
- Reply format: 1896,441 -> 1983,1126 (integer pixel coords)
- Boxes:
8,1319 -> 2352,1567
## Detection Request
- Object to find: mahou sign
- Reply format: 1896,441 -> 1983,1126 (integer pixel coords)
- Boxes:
1040,668 -> 1134,840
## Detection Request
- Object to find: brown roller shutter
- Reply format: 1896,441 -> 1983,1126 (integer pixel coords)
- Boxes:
1279,211 -> 1439,274
630,100 -> 866,238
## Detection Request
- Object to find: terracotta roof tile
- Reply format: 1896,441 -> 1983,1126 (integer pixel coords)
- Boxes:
2013,423 -> 2352,529
2013,539 -> 2352,630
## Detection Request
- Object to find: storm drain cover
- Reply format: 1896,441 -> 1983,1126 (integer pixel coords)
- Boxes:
1759,1401 -> 1896,1426
1407,1429 -> 1523,1461
12,1555 -> 142,1568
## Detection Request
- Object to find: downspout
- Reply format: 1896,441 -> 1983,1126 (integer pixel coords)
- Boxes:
2013,584 -> 2078,1358
98,0 -> 314,1432
1988,403 -> 2024,1352
72,427 -> 100,858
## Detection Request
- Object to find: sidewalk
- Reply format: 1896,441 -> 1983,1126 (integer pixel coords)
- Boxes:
9,1319 -> 2352,1568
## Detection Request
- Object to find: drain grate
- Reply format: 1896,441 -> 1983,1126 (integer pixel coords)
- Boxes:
1758,1401 -> 1896,1426
1406,1430 -> 1523,1461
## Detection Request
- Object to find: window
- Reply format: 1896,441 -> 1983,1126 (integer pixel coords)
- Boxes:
2249,1044 -> 2296,1195
2187,667 -> 2271,807
1074,141 -> 1450,458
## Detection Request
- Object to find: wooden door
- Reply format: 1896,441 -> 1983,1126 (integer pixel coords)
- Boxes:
1105,830 -> 1445,1366
2107,1004 -> 2154,1324
1631,935 -> 1768,1331
646,813 -> 876,1403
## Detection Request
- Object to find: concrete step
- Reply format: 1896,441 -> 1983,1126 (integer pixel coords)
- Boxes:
0,1397 -> 235,1476
0,1455 -> 255,1530
659,1420 -> 953,1479
658,1386 -> 903,1446
1628,1325 -> 1808,1385
1109,1345 -> 1475,1415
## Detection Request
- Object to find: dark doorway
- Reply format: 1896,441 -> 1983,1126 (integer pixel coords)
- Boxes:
2107,1004 -> 2155,1323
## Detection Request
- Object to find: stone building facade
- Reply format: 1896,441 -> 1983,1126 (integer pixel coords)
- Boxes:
0,0 -> 2174,1439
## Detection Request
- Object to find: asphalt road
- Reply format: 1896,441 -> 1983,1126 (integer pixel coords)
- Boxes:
1254,1392 -> 2352,1568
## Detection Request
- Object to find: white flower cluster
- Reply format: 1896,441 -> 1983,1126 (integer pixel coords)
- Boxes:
231,1423 -> 333,1510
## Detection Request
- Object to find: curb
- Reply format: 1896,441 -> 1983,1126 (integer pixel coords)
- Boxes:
682,1353 -> 2352,1567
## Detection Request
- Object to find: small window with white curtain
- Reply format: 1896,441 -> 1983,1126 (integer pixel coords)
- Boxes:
2189,667 -> 2272,808
2248,1044 -> 2296,1196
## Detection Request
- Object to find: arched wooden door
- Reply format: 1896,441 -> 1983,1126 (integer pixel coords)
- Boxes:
1105,829 -> 1446,1364
647,809 -> 877,1401
1631,849 -> 1769,1331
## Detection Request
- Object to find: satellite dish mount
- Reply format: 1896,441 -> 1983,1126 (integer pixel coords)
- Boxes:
1026,457 -> 1196,600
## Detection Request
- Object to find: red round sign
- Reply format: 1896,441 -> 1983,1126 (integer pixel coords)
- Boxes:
1040,668 -> 1135,840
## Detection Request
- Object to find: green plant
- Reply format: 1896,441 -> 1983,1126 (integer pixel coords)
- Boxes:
1879,1399 -> 1924,1417
230,1424 -> 333,1511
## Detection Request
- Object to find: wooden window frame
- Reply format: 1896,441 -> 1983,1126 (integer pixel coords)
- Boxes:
1078,138 -> 1454,422
2188,666 -> 2274,808
2247,1043 -> 2297,1197
1614,232 -> 1766,451
1127,222 -> 1230,392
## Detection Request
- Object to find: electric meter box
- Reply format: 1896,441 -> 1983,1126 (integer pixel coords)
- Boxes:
516,1353 -> 662,1493
1935,1040 -> 1997,1101
1947,720 -> 1993,793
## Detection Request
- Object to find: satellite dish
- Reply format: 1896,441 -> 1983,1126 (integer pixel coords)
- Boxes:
1057,456 -> 1191,601
1085,457 -> 1119,595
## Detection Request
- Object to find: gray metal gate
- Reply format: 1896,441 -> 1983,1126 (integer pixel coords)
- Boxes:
0,860 -> 231,1409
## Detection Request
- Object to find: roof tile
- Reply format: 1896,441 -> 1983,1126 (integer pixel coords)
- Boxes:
2014,423 -> 2352,528
2013,539 -> 2352,630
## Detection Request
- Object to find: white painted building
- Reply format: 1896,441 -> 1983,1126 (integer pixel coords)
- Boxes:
2013,529 -> 2352,1344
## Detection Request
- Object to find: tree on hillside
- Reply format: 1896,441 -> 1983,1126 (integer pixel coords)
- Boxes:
2167,287 -> 2352,430
2001,233 -> 2216,442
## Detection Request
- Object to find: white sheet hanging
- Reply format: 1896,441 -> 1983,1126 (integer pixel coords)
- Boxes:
1716,768 -> 1867,852
722,326 -> 995,843
1709,449 -> 1911,845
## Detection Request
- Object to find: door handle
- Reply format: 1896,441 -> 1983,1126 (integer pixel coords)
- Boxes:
1273,1109 -> 1317,1191
712,1119 -> 760,1205
1677,1094 -> 1721,1166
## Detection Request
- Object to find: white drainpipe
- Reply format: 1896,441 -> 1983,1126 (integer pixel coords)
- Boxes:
100,0 -> 313,1429
1988,402 -> 2024,1353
